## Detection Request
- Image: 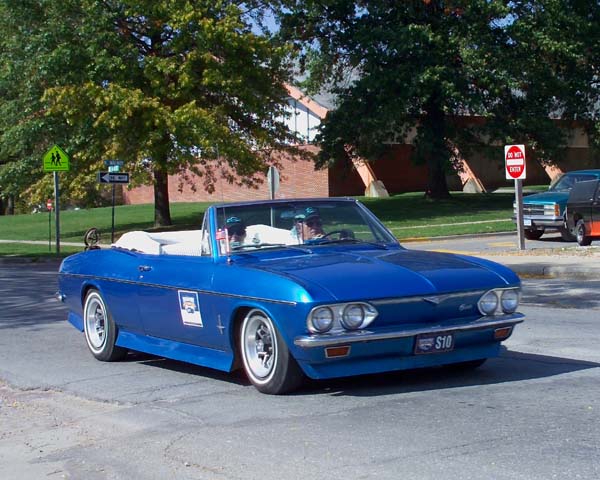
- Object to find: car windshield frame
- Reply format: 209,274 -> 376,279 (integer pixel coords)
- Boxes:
211,199 -> 398,257
549,173 -> 598,192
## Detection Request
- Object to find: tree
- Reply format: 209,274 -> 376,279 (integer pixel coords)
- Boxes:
485,1 -> 600,161
0,0 -> 70,214
0,1 -> 295,224
277,0 -> 600,198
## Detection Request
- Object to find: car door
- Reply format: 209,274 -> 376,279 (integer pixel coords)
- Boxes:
592,181 -> 600,236
135,213 -> 224,348
136,254 -> 219,347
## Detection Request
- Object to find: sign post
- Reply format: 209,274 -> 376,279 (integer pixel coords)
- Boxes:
505,144 -> 527,250
43,145 -> 70,254
46,199 -> 53,252
100,161 -> 127,243
267,166 -> 280,226
267,166 -> 280,200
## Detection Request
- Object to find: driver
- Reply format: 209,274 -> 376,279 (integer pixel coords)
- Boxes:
292,207 -> 325,242
225,216 -> 247,248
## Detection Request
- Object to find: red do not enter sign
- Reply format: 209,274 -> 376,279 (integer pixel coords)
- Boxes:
46,199 -> 53,211
505,144 -> 526,180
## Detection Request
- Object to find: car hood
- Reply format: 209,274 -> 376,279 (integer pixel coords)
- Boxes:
523,191 -> 569,205
243,249 -> 517,302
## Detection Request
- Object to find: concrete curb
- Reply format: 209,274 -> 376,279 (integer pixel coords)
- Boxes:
2,255 -> 597,279
0,256 -> 64,266
477,252 -> 600,279
2,235 -> 598,280
502,263 -> 600,279
401,231 -> 515,243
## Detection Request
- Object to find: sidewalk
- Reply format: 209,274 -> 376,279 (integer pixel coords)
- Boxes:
479,251 -> 600,279
407,232 -> 600,279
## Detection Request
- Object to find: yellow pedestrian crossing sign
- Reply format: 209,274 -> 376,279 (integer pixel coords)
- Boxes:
43,145 -> 70,172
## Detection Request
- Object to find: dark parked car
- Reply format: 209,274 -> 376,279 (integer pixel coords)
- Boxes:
565,179 -> 600,246
513,169 -> 600,241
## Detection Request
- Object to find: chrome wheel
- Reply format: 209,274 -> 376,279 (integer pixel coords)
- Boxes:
82,289 -> 126,361
577,222 -> 584,243
241,310 -> 278,382
576,219 -> 592,246
84,292 -> 107,353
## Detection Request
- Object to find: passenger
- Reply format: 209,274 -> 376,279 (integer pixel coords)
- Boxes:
292,207 -> 325,242
225,216 -> 247,248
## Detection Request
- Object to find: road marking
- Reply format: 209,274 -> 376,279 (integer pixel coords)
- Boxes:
426,249 -> 479,255
0,239 -> 83,246
389,219 -> 509,230
488,242 -> 515,247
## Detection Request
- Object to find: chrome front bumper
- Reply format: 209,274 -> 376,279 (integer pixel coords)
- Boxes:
512,216 -> 563,228
293,314 -> 524,349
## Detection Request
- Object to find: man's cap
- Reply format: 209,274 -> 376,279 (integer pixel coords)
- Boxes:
295,207 -> 320,222
226,216 -> 244,226
225,216 -> 246,234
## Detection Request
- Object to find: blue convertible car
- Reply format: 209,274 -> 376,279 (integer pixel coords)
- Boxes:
57,198 -> 524,394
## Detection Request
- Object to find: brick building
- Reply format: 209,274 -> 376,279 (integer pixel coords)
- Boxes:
122,87 -> 598,205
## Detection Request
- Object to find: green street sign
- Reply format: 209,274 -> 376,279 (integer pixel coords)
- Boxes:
43,145 -> 70,172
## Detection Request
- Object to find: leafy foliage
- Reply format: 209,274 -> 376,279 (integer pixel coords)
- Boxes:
0,0 -> 295,224
277,0 -> 600,197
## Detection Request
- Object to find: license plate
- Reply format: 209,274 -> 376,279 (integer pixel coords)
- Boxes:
415,332 -> 455,354
523,219 -> 532,226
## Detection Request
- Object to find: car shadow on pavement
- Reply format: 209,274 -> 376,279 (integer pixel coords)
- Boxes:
299,349 -> 600,397
117,348 -> 599,396
122,351 -> 251,387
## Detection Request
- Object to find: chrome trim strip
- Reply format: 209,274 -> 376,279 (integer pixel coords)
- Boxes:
371,290 -> 486,306
293,314 -> 525,348
59,272 -> 297,306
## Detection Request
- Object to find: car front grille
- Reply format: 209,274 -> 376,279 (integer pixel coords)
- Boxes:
522,204 -> 545,216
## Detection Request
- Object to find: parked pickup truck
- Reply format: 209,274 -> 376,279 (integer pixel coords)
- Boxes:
513,169 -> 600,241
565,178 -> 600,246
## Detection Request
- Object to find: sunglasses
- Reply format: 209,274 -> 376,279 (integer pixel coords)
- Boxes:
305,219 -> 322,228
228,226 -> 246,236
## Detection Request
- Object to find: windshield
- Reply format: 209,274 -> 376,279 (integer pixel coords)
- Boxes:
214,200 -> 397,256
549,173 -> 597,192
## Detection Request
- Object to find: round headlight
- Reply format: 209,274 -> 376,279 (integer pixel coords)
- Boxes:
341,304 -> 365,330
478,291 -> 499,315
309,307 -> 334,333
501,289 -> 519,313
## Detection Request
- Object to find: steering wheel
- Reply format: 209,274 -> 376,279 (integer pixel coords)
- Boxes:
321,229 -> 355,240
84,227 -> 101,250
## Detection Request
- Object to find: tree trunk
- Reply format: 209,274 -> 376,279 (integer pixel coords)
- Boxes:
425,152 -> 451,199
153,167 -> 172,227
423,95 -> 451,199
0,197 -> 4,215
7,195 -> 15,215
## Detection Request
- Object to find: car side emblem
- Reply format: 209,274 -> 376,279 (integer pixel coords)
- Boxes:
216,315 -> 225,335
424,296 -> 441,305
459,304 -> 473,311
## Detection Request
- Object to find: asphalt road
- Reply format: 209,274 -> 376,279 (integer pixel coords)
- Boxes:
1,261 -> 599,480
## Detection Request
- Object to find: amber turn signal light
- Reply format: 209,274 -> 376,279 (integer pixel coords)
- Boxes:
325,346 -> 351,358
494,327 -> 513,340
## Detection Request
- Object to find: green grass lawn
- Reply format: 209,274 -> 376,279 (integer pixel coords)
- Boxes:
0,192 -> 517,256
0,242 -> 82,257
0,202 -> 212,242
360,191 -> 515,238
